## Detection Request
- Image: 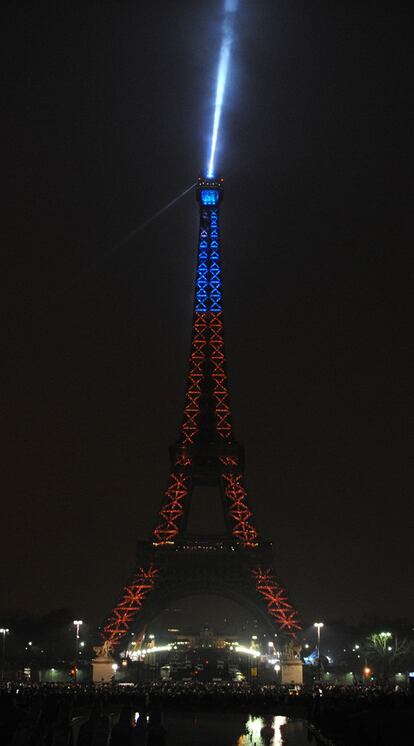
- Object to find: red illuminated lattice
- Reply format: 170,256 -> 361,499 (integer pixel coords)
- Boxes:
175,450 -> 192,467
153,472 -> 190,544
220,455 -> 238,466
209,312 -> 232,439
181,312 -> 208,444
253,567 -> 301,636
222,472 -> 258,546
102,565 -> 158,651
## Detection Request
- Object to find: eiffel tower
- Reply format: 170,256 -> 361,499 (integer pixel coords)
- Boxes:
94,177 -> 301,673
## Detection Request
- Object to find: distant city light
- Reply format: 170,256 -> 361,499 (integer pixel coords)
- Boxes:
73,620 -> 83,639
141,645 -> 172,656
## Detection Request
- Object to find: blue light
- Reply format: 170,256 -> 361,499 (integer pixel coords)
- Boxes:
201,189 -> 219,206
195,228 -> 209,312
195,211 -> 222,314
303,648 -> 318,666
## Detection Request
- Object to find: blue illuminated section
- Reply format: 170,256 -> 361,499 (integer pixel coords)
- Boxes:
195,210 -> 222,314
200,189 -> 220,206
209,210 -> 221,312
195,227 -> 209,312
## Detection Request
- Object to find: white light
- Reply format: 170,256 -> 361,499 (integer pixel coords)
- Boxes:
314,622 -> 324,628
274,664 -> 281,673
111,663 -> 118,671
273,716 -> 287,744
235,645 -> 260,658
141,645 -> 172,656
73,620 -> 83,639
245,716 -> 264,740
206,0 -> 239,177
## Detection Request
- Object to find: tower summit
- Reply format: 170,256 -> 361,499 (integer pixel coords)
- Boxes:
97,176 -> 301,661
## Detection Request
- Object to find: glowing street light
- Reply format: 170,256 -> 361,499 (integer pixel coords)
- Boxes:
0,628 -> 10,682
314,623 -> 324,680
314,623 -> 324,659
73,620 -> 83,683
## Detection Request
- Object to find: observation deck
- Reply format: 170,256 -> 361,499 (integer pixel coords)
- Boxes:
196,176 -> 224,206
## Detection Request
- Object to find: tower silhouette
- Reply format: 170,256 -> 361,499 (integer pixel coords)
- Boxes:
99,177 -> 300,657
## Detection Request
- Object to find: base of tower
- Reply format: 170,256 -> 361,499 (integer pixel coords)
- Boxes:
92,654 -> 116,684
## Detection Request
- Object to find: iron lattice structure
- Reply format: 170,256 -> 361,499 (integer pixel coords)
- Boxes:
101,177 -> 301,653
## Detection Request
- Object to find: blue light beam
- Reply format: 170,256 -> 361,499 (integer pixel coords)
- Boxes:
207,0 -> 239,178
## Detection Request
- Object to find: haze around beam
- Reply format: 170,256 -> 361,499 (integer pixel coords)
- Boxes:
207,0 -> 239,178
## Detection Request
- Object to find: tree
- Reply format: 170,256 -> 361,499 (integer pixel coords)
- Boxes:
365,632 -> 414,684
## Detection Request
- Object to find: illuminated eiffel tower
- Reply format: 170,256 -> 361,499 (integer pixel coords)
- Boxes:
94,177 -> 301,677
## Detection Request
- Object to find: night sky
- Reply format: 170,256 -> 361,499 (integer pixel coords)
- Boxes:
2,1 -> 412,629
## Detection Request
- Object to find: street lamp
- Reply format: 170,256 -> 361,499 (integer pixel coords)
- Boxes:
0,628 -> 10,681
314,623 -> 324,681
73,620 -> 83,683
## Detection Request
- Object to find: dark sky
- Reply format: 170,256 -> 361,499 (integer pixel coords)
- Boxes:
2,1 -> 412,629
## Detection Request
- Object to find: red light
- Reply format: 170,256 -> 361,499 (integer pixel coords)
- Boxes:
253,568 -> 301,636
102,566 -> 159,652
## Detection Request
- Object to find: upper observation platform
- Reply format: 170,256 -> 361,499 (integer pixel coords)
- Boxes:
196,176 -> 224,206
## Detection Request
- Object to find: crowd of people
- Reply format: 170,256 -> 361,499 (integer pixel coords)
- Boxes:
0,680 -> 413,745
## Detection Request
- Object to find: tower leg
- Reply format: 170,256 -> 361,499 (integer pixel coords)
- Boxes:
251,567 -> 301,636
95,565 -> 159,660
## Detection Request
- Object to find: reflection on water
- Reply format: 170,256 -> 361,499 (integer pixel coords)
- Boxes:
237,715 -> 287,744
165,712 -> 311,745
238,715 -> 310,745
